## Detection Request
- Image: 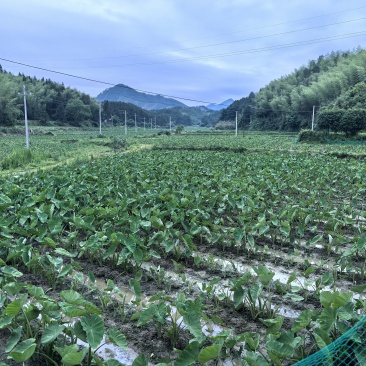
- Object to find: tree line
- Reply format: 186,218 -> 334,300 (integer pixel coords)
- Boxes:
0,67 -> 100,127
218,48 -> 366,133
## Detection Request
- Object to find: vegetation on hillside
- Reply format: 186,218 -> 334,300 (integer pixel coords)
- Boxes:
217,48 -> 366,132
0,66 -> 99,127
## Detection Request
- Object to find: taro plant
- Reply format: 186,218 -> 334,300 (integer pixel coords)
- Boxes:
232,266 -> 279,320
133,292 -> 205,349
148,265 -> 171,289
58,289 -> 128,366
0,282 -> 66,365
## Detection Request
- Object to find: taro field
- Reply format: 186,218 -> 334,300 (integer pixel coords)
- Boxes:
0,133 -> 366,366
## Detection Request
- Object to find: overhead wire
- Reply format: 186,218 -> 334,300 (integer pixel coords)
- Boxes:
40,17 -> 366,62
24,5 -> 366,62
1,5 -> 366,106
0,57 -> 215,104
1,29 -> 365,106
69,31 -> 366,68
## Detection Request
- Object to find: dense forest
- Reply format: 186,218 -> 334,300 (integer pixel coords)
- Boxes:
218,48 -> 366,132
0,67 -> 100,127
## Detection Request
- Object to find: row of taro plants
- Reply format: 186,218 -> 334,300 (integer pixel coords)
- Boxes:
0,148 -> 365,365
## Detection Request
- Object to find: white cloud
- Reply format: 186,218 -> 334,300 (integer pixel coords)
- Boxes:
1,0 -> 365,104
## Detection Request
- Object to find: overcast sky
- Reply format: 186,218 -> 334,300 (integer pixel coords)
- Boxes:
1,0 -> 365,106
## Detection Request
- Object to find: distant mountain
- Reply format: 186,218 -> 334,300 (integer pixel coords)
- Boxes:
96,84 -> 187,110
206,98 -> 234,111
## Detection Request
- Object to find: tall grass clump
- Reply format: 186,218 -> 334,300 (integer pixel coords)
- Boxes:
1,148 -> 34,170
1,148 -> 50,170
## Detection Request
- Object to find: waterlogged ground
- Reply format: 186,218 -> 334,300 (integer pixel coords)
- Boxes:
0,132 -> 365,365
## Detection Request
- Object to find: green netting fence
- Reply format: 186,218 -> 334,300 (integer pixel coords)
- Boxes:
293,316 -> 366,366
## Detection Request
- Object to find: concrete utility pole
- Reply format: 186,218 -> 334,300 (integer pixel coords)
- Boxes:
311,105 -> 315,131
22,85 -> 30,149
124,110 -> 127,135
150,118 -> 153,129
235,111 -> 238,137
154,117 -> 156,129
99,103 -> 102,135
143,117 -> 146,131
135,113 -> 137,134
169,116 -> 172,133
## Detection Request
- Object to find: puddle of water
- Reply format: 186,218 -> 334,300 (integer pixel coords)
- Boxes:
94,277 -> 145,304
77,335 -> 140,365
202,321 -> 225,336
193,251 -> 312,289
277,306 -> 301,318
190,251 -> 362,312
143,261 -> 304,321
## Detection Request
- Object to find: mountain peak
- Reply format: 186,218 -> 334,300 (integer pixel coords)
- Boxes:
96,84 -> 186,110
206,98 -> 234,111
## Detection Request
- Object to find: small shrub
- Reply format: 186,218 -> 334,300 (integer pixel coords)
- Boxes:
215,120 -> 235,130
175,125 -> 185,134
108,137 -> 128,151
298,129 -> 325,143
158,130 -> 171,136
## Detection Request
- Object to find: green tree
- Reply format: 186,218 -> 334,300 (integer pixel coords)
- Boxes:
0,76 -> 21,126
316,109 -> 344,133
175,125 -> 184,134
339,109 -> 366,136
335,82 -> 366,109
65,98 -> 92,126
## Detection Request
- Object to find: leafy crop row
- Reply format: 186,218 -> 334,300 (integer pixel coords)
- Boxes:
1,142 -> 365,365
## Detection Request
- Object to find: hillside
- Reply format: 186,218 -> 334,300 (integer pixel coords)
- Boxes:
217,48 -> 366,131
0,66 -> 99,127
96,84 -> 187,110
206,98 -> 234,111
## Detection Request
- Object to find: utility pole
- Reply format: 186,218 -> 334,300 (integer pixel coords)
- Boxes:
311,105 -> 315,131
154,117 -> 156,129
134,113 -> 137,134
235,111 -> 238,137
99,103 -> 102,135
150,118 -> 152,130
169,116 -> 172,133
22,85 -> 30,149
143,117 -> 146,131
124,110 -> 127,135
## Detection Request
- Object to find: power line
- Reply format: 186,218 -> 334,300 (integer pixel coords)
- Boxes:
110,17 -> 366,59
24,5 -> 366,62
167,5 -> 366,44
0,58 -> 213,104
2,31 -> 365,106
27,17 -> 366,63
61,30 -> 366,69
